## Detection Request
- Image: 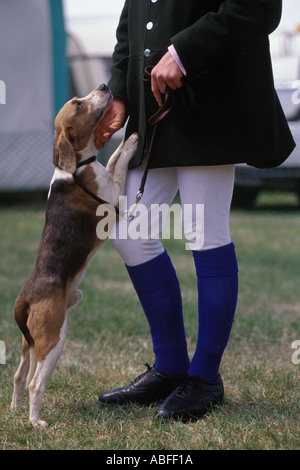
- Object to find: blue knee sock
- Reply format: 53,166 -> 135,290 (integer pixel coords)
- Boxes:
189,242 -> 239,382
126,250 -> 190,377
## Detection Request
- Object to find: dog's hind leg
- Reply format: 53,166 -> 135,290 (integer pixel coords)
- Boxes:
28,313 -> 67,427
26,300 -> 68,427
11,336 -> 30,411
11,296 -> 35,411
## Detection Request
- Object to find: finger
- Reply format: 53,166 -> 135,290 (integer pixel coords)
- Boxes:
151,78 -> 163,107
94,132 -> 111,149
167,76 -> 183,90
151,68 -> 164,107
165,80 -> 176,91
95,141 -> 105,150
101,132 -> 111,143
94,137 -> 104,150
151,81 -> 163,106
157,75 -> 167,95
95,126 -> 111,139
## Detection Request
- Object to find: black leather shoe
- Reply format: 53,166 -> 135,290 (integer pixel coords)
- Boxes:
98,364 -> 187,405
155,375 -> 224,422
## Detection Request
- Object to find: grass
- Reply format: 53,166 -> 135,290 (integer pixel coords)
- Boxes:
0,193 -> 299,450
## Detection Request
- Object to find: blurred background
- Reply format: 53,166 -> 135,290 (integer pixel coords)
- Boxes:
0,0 -> 299,209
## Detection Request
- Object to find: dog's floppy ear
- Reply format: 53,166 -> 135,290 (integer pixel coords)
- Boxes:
53,127 -> 79,174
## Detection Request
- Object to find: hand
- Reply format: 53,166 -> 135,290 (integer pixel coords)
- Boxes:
151,51 -> 184,107
94,98 -> 126,149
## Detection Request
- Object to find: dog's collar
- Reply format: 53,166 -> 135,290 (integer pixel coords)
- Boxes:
72,156 -> 120,216
76,156 -> 96,169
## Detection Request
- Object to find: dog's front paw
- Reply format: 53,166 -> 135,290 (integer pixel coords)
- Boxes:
124,133 -> 138,154
128,132 -> 138,144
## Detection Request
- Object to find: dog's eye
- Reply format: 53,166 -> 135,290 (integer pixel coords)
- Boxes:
71,99 -> 83,113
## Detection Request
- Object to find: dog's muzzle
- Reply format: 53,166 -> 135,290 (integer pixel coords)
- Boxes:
97,83 -> 110,92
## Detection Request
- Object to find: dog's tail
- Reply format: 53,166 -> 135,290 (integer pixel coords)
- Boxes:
14,295 -> 37,386
14,295 -> 34,348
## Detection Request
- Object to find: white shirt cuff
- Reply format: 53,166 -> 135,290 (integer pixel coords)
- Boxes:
168,44 -> 187,76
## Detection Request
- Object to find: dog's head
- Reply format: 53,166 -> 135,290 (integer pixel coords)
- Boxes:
53,84 -> 112,173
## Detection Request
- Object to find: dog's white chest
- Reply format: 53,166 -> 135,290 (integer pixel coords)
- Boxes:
48,167 -> 73,198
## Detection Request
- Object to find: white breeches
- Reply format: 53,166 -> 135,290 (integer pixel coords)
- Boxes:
111,163 -> 235,266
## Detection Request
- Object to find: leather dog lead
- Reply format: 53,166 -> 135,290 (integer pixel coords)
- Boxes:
125,66 -> 195,220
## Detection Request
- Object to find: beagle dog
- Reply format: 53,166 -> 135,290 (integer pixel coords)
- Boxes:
10,84 -> 138,427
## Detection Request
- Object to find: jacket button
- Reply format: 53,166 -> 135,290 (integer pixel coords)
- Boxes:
146,22 -> 153,30
144,49 -> 151,57
151,0 -> 158,3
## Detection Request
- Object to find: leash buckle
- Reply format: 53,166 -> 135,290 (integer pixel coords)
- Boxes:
121,190 -> 143,221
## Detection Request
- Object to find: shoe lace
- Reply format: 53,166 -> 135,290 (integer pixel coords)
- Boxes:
175,378 -> 194,397
131,363 -> 152,385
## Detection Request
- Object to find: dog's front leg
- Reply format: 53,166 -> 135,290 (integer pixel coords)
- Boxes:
111,133 -> 138,203
94,134 -> 138,210
105,139 -> 125,174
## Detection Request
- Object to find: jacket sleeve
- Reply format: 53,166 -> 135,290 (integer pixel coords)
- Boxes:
107,0 -> 129,105
171,0 -> 282,78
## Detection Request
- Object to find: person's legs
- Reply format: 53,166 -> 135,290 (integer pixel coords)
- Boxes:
156,165 -> 238,420
99,164 -> 189,404
178,164 -> 238,382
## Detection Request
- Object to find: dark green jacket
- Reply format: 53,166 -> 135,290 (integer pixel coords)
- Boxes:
108,0 -> 295,169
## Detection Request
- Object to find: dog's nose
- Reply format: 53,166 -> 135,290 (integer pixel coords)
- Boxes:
97,83 -> 109,92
